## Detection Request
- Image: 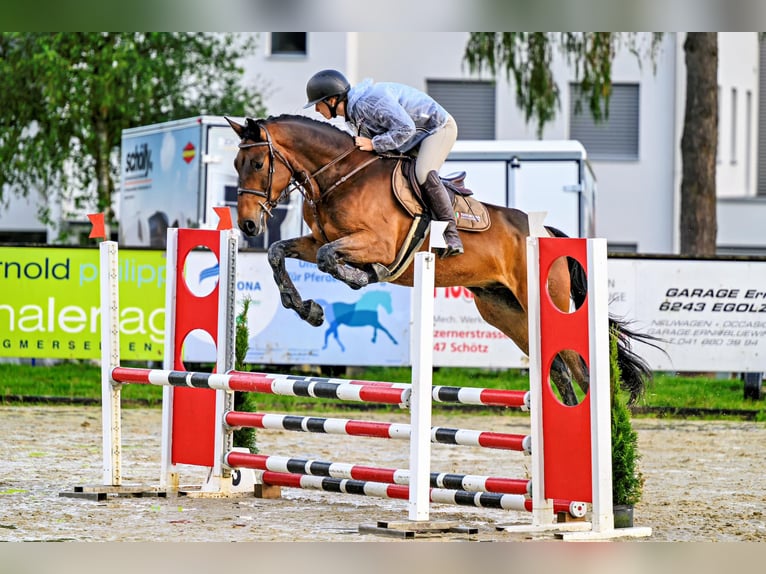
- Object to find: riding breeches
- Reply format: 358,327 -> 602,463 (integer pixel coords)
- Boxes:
415,114 -> 458,185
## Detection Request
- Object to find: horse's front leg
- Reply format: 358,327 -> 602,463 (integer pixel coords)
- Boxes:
316,237 -> 382,290
267,235 -> 325,327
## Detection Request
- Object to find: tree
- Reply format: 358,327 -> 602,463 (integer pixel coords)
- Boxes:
0,33 -> 266,238
464,32 -> 718,256
680,33 -> 718,255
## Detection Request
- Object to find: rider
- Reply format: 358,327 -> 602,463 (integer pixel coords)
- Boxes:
303,69 -> 464,258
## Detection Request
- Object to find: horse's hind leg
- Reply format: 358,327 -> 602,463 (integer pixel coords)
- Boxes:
267,236 -> 324,326
557,350 -> 590,397
550,354 -> 587,406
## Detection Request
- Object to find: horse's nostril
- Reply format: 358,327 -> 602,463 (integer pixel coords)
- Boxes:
239,219 -> 256,236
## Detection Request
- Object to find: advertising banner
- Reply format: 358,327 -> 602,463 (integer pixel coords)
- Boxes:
0,246 -> 166,361
608,258 -> 766,371
182,254 -> 525,368
432,285 -> 526,368
5,244 -> 765,374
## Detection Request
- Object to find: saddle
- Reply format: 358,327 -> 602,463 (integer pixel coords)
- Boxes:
392,159 -> 491,232
368,159 -> 491,284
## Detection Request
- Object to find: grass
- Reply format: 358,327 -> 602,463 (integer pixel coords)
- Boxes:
0,361 -> 764,421
0,362 -> 164,407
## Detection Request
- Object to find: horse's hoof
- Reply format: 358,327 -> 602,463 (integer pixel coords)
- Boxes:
304,301 -> 324,327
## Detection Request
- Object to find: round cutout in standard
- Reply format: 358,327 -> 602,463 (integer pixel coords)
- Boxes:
180,328 -> 217,368
181,245 -> 220,298
546,349 -> 589,406
545,255 -> 587,314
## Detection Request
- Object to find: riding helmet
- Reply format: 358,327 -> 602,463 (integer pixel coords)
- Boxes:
304,69 -> 351,108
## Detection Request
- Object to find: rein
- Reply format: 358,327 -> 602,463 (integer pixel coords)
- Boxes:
237,121 -> 383,240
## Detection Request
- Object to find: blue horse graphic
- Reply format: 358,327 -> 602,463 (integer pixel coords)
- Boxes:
315,291 -> 399,352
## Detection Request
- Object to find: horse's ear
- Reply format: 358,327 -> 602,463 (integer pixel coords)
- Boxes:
245,117 -> 259,136
225,116 -> 245,138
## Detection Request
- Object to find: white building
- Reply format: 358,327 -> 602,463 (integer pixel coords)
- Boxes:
238,32 -> 764,255
2,32 -> 763,254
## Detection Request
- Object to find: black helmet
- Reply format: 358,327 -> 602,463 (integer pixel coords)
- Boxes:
303,69 -> 350,108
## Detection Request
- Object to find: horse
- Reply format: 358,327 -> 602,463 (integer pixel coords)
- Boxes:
315,290 -> 399,352
226,114 -> 653,406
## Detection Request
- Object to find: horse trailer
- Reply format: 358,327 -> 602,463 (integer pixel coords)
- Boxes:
118,116 -> 303,249
444,139 -> 596,239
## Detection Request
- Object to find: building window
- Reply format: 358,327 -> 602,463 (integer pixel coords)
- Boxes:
731,87 -> 738,165
607,242 -> 638,254
270,33 -> 307,56
426,79 -> 495,140
569,83 -> 639,160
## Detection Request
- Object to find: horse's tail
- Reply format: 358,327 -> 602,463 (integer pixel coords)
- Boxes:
545,225 -> 659,405
607,316 -> 661,405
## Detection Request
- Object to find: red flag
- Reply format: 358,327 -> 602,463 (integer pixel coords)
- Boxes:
213,206 -> 234,230
87,213 -> 106,239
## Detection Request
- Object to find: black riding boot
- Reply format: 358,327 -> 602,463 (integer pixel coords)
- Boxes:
422,170 -> 464,258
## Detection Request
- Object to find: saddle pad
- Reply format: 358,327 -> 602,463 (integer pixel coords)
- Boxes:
453,194 -> 491,232
391,160 -> 424,218
392,159 -> 490,232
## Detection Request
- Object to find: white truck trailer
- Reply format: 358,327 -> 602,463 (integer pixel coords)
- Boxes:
118,115 -> 302,248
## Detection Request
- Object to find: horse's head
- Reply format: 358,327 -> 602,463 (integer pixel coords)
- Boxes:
226,117 -> 294,237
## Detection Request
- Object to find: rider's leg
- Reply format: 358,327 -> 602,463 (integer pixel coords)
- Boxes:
421,171 -> 464,257
416,115 -> 463,258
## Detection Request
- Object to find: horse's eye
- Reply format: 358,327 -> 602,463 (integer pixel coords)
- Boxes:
250,158 -> 264,171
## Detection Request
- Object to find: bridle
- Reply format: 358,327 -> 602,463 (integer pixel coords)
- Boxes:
236,124 -> 295,219
236,121 -> 382,237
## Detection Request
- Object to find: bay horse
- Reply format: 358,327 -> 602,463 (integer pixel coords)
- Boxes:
227,115 -> 652,406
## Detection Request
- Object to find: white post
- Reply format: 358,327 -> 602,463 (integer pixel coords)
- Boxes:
586,238 -> 614,532
204,229 -> 239,492
526,235 -> 555,526
160,228 -> 179,490
408,249 -> 436,521
100,241 -> 122,486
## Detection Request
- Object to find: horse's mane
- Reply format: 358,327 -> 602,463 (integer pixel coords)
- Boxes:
247,114 -> 353,146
